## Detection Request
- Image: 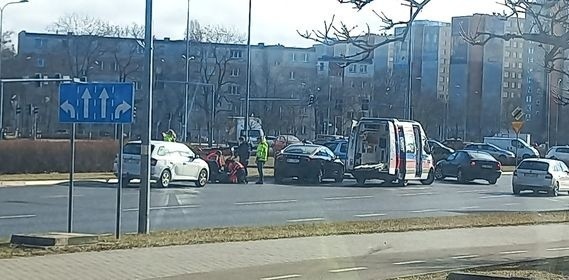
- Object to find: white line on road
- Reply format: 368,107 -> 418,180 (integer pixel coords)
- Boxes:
478,195 -> 505,199
401,192 -> 434,196
123,205 -> 200,212
451,254 -> 479,260
354,213 -> 387,218
0,214 -> 36,220
323,195 -> 374,201
499,250 -> 527,255
460,206 -> 481,210
235,200 -> 297,206
403,187 -> 431,191
329,267 -> 368,273
504,203 -> 520,206
457,190 -> 483,193
410,209 -> 439,213
546,247 -> 569,251
393,260 -> 426,265
43,194 -> 83,199
260,274 -> 301,280
287,217 -> 325,223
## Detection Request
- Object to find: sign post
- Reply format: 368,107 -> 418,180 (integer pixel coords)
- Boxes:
512,121 -> 524,167
59,82 -> 134,236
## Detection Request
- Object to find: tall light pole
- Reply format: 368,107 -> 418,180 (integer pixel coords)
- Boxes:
244,0 -> 252,141
406,2 -> 413,120
0,0 -> 28,139
183,0 -> 191,143
138,0 -> 154,234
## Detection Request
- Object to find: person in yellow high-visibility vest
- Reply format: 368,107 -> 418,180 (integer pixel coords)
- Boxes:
162,129 -> 177,142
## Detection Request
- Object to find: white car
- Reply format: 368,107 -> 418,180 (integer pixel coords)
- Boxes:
545,146 -> 569,165
114,140 -> 209,188
512,158 -> 569,196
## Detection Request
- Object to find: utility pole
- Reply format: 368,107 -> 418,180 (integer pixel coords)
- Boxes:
244,0 -> 252,141
183,0 -> 191,143
406,3 -> 413,120
138,0 -> 153,234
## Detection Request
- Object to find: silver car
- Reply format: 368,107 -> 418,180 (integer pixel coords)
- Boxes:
114,140 -> 209,188
512,158 -> 569,196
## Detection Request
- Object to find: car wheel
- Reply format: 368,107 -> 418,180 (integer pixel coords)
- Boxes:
421,169 -> 435,185
513,185 -> 521,195
158,169 -> 171,188
488,178 -> 498,185
550,182 -> 560,197
434,167 -> 445,181
195,169 -> 208,188
457,169 -> 466,184
355,176 -> 366,185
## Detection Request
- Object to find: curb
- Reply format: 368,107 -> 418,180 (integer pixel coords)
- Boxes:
0,179 -> 111,188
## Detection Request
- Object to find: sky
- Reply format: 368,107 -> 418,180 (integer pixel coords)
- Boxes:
8,0 -> 505,48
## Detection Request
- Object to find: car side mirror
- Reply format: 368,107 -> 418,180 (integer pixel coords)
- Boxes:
424,145 -> 432,154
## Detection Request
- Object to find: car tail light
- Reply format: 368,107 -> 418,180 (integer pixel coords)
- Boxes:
470,161 -> 476,166
545,173 -> 553,179
151,158 -> 157,166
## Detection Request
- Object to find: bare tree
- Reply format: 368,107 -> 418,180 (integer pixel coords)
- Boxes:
188,20 -> 246,137
107,23 -> 145,82
47,13 -> 115,78
460,0 -> 569,104
299,0 -> 432,64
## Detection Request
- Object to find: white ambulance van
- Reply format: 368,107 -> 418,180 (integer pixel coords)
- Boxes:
346,118 -> 434,186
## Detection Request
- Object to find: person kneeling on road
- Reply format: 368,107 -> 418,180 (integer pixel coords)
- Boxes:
225,159 -> 247,184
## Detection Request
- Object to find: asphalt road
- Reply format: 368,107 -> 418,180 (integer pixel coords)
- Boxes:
2,174 -> 569,237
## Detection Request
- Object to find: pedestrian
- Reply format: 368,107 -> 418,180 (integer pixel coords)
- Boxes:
235,136 -> 251,182
255,136 -> 269,184
162,129 -> 176,142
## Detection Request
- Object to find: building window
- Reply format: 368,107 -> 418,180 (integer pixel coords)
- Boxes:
505,51 -> 511,57
359,65 -> 368,73
35,38 -> 47,49
36,58 -> 45,68
526,96 -> 532,103
518,52 -> 523,59
291,53 -> 296,62
289,71 -> 295,80
229,84 -> 240,95
502,91 -> 508,98
518,62 -> 522,68
511,82 -> 516,88
518,82 -> 522,89
528,47 -> 534,54
504,82 -> 509,88
361,81 -> 367,88
528,57 -> 534,63
318,62 -> 325,71
231,68 -> 240,77
136,45 -> 144,54
113,62 -> 119,72
505,62 -> 510,68
135,81 -> 142,90
304,53 -> 309,62
504,72 -> 509,78
230,50 -> 243,58
512,52 -> 517,58
348,64 -> 357,73
350,81 -> 355,88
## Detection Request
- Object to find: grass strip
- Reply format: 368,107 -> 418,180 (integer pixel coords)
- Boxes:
1,210 -> 569,259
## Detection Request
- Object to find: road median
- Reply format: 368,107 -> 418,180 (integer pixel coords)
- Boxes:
2,210 -> 569,259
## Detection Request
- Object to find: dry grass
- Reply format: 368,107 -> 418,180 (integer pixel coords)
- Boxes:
2,210 -> 569,259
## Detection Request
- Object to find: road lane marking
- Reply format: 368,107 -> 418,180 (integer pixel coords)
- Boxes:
499,250 -> 527,255
504,203 -> 520,206
287,217 -> 325,223
451,254 -> 479,259
401,192 -> 434,196
329,267 -> 368,273
403,187 -> 431,191
457,190 -> 483,193
235,199 -> 297,206
323,195 -> 374,201
123,204 -> 200,212
547,247 -> 569,251
355,213 -> 386,218
0,214 -> 36,220
460,206 -> 481,210
393,260 -> 426,265
260,274 -> 301,280
410,209 -> 439,213
478,195 -> 505,199
44,194 -> 84,199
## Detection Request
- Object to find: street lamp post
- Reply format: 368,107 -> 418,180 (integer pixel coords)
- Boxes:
183,0 -> 191,143
244,0 -> 252,141
0,0 -> 28,139
406,2 -> 413,120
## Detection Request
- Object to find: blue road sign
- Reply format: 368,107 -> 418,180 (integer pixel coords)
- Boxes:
59,83 -> 135,124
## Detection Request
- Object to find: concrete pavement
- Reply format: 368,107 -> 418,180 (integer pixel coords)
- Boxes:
2,174 -> 569,237
3,224 -> 569,279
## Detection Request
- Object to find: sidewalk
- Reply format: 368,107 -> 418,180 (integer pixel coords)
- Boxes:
2,224 -> 569,280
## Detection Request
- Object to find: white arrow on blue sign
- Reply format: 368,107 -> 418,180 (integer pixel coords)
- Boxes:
59,83 -> 135,124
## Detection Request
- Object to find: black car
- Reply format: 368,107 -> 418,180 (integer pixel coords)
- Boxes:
274,144 -> 344,184
435,150 -> 502,184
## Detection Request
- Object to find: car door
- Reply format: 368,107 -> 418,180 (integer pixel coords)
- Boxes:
448,151 -> 468,177
178,147 -> 200,180
316,148 -> 335,177
557,162 -> 569,190
439,152 -> 457,177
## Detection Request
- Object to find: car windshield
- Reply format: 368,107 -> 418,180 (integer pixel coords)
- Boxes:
240,130 -> 261,138
467,151 -> 496,161
518,161 -> 549,171
324,142 -> 339,151
283,145 -> 318,155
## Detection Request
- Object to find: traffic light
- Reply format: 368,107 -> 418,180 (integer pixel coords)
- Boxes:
308,94 -> 315,106
16,106 -> 21,114
133,106 -> 137,119
34,73 -> 42,88
33,107 -> 39,115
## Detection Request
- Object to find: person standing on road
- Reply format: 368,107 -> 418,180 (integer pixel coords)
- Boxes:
162,129 -> 177,142
235,137 -> 251,181
255,136 -> 269,185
